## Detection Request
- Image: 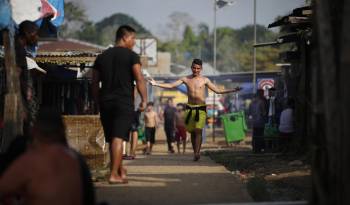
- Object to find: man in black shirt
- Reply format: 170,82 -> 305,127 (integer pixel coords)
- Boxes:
163,99 -> 177,153
92,25 -> 147,184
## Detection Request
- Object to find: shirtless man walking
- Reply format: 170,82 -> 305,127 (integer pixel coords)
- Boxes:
149,59 -> 241,161
144,102 -> 158,154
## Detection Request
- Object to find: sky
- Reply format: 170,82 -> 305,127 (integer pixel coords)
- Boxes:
70,0 -> 306,38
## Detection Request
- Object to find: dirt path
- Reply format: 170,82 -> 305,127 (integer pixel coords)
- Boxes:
95,130 -> 252,205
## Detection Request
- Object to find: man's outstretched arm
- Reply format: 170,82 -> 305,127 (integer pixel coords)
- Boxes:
133,64 -> 148,111
148,77 -> 184,89
206,78 -> 241,94
148,78 -> 184,88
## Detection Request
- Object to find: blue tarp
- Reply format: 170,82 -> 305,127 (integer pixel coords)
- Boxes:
36,0 -> 64,27
0,0 -> 12,29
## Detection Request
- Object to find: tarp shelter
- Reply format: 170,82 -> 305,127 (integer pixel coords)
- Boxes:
11,0 -> 64,27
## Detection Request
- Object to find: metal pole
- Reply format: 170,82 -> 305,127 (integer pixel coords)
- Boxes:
212,0 -> 217,142
253,0 -> 257,93
214,0 -> 217,71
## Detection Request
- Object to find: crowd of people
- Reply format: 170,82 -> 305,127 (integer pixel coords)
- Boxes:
249,88 -> 295,153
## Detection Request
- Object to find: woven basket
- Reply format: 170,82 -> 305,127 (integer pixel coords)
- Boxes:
63,115 -> 107,169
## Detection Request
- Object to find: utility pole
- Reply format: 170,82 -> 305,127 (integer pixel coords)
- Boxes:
253,0 -> 257,93
212,0 -> 217,142
212,0 -> 236,141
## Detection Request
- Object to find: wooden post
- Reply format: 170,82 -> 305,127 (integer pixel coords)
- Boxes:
311,0 -> 350,204
1,29 -> 23,153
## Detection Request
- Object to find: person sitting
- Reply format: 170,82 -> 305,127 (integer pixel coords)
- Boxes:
0,107 -> 95,205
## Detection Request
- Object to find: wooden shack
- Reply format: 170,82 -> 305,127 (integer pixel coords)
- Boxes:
34,38 -> 107,168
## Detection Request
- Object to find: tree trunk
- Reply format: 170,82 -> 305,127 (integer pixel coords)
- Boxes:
0,30 -> 23,153
339,0 -> 350,202
312,0 -> 350,204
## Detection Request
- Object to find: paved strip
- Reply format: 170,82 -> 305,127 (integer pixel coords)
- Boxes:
96,150 -> 252,205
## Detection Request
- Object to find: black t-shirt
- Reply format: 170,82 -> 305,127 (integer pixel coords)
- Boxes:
93,47 -> 140,105
163,105 -> 177,128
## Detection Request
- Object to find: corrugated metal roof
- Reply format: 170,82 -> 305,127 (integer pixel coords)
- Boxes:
34,53 -> 97,65
38,38 -> 105,53
35,39 -> 104,65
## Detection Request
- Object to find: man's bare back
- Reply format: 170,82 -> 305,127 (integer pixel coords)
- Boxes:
0,144 -> 83,205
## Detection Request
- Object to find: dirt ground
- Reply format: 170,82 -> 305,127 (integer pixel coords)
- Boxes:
89,127 -> 311,204
203,129 -> 312,202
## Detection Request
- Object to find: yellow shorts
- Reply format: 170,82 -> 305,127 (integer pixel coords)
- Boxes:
185,104 -> 207,132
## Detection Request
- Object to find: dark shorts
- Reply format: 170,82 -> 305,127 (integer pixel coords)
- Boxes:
99,101 -> 134,143
145,127 -> 156,144
130,110 -> 141,132
130,123 -> 139,132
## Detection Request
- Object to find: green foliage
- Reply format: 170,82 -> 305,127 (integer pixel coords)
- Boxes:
236,24 -> 277,44
159,23 -> 283,73
61,4 -> 286,73
59,2 -> 88,38
76,21 -> 97,43
60,3 -> 152,46
216,27 -> 239,72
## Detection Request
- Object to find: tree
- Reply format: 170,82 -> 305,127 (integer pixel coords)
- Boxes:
215,27 -> 239,72
163,11 -> 196,41
60,3 -> 152,45
181,26 -> 198,61
95,13 -> 153,46
59,2 -> 89,38
197,23 -> 212,63
236,24 -> 278,44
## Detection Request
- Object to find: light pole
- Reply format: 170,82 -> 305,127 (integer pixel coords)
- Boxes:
213,0 -> 236,72
253,0 -> 257,93
213,1 -> 217,72
212,0 -> 236,141
213,1 -> 217,142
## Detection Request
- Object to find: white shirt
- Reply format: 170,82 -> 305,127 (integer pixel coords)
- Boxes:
279,108 -> 294,133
